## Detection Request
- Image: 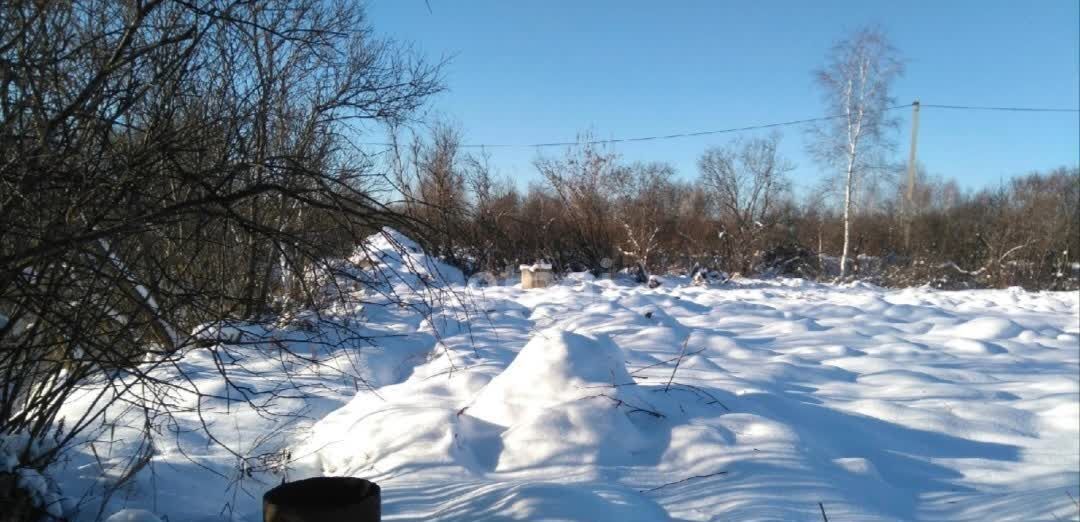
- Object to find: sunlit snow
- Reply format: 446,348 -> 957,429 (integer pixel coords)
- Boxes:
51,232 -> 1080,521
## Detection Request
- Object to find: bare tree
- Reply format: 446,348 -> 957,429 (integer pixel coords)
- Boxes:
534,137 -> 621,272
613,162 -> 677,275
699,133 -> 794,274
393,123 -> 470,267
810,27 -> 904,278
462,151 -> 520,274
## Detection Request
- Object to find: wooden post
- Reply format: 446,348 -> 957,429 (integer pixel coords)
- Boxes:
904,100 -> 920,251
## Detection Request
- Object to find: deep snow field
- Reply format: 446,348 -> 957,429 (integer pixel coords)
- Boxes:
46,232 -> 1080,521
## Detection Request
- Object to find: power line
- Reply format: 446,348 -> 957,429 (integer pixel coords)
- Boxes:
359,101 -> 1079,150
362,104 -> 912,149
464,105 -> 913,149
920,103 -> 1080,113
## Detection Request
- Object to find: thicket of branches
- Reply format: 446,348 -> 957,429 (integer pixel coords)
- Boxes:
394,125 -> 1079,290
1,0 -> 440,516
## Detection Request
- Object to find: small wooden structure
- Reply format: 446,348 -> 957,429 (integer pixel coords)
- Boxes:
520,262 -> 554,289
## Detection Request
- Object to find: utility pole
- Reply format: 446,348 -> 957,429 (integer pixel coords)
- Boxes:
903,100 -> 920,251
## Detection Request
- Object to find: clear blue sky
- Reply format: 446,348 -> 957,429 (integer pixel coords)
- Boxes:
363,0 -> 1080,193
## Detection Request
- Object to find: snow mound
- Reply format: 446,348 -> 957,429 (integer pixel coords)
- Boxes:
469,329 -> 638,425
105,510 -> 163,522
564,271 -> 596,282
351,227 -> 464,286
469,329 -> 654,470
933,317 -> 1023,340
467,271 -> 499,288
298,330 -> 660,478
309,406 -> 473,474
943,338 -> 1007,355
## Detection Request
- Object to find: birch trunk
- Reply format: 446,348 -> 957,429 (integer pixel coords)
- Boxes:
840,152 -> 856,278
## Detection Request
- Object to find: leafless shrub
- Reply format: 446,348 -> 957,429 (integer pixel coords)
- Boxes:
698,133 -> 794,274
0,0 -> 442,513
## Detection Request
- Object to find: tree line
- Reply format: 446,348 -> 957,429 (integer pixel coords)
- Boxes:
393,124 -> 1079,291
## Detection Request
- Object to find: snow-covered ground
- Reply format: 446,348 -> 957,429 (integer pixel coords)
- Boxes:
47,235 -> 1080,521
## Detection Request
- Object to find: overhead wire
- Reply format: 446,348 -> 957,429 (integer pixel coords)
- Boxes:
358,101 -> 1079,150
919,103 -> 1080,113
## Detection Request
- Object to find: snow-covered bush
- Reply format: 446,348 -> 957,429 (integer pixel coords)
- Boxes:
467,272 -> 499,288
691,268 -> 729,286
0,433 -> 70,521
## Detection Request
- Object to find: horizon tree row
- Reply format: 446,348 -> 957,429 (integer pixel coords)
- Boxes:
391,124 -> 1079,291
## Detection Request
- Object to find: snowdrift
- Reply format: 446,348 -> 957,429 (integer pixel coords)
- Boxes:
352,227 -> 464,287
35,229 -> 1080,521
297,329 -> 656,476
464,329 -> 655,470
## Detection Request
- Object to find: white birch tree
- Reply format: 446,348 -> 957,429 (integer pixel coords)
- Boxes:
811,27 -> 904,278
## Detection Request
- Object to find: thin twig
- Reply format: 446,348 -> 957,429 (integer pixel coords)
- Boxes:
581,393 -> 664,418
641,471 -> 727,493
629,347 -> 706,375
665,336 -> 690,392
657,382 -> 731,411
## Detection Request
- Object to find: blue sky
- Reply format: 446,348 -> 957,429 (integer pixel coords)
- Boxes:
363,0 -> 1079,193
